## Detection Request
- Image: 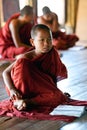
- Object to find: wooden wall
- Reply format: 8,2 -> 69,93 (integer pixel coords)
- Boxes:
0,0 -> 34,27
76,0 -> 87,41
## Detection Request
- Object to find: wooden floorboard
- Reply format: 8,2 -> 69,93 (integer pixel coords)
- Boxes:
0,48 -> 87,129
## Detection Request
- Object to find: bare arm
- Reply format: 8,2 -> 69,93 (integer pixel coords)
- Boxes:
37,16 -> 47,24
37,14 -> 59,32
37,16 -> 53,30
9,19 -> 29,48
3,62 -> 15,90
51,13 -> 59,32
2,61 -> 22,100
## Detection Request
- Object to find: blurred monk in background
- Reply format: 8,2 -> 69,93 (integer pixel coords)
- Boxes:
0,5 -> 34,59
37,6 -> 79,50
3,24 -> 68,111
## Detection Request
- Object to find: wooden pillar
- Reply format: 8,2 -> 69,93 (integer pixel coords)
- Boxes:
32,0 -> 37,17
0,0 -> 2,27
0,0 -> 5,27
31,0 -> 37,23
65,0 -> 79,33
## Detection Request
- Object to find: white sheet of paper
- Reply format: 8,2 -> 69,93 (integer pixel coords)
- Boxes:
50,105 -> 85,117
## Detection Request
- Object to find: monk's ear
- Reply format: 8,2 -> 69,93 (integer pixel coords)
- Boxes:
30,38 -> 35,46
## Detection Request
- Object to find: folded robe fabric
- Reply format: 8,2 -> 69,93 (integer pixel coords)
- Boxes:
52,30 -> 79,50
0,47 -> 87,122
0,13 -> 33,59
10,47 -> 68,107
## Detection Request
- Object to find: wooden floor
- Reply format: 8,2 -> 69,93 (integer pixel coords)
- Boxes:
1,47 -> 87,130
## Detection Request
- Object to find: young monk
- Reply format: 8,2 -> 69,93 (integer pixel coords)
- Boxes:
37,6 -> 79,50
2,24 -> 69,111
0,5 -> 34,59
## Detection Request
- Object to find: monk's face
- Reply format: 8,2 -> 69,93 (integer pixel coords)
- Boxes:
32,29 -> 53,53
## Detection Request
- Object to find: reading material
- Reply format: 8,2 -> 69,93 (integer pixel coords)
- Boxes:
50,105 -> 85,117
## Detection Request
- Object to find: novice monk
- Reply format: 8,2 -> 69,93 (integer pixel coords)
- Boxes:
37,6 -> 79,50
3,24 -> 68,111
0,5 -> 34,59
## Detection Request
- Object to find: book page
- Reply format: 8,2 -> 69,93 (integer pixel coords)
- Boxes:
50,105 -> 85,117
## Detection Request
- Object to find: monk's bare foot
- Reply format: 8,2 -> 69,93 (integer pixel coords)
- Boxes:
14,99 -> 26,111
64,92 -> 71,98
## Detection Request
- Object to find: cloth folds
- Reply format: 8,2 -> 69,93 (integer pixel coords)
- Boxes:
52,30 -> 79,50
0,48 -> 87,122
0,13 -> 33,59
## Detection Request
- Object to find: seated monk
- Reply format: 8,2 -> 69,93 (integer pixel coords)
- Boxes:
0,5 -> 34,59
2,24 -> 69,111
37,6 -> 79,50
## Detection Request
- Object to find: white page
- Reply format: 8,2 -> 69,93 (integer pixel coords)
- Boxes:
50,105 -> 85,117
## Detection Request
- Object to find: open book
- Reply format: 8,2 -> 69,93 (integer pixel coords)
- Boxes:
50,105 -> 85,117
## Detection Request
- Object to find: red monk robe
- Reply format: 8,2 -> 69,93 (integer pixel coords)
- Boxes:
10,47 -> 68,108
52,30 -> 79,50
1,47 -> 87,122
0,13 -> 33,59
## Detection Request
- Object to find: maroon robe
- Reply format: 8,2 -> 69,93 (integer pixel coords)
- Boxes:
10,47 -> 68,107
1,47 -> 87,121
52,30 -> 79,50
0,13 -> 33,59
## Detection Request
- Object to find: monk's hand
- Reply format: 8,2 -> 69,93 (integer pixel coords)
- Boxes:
10,88 -> 22,100
13,99 -> 26,111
